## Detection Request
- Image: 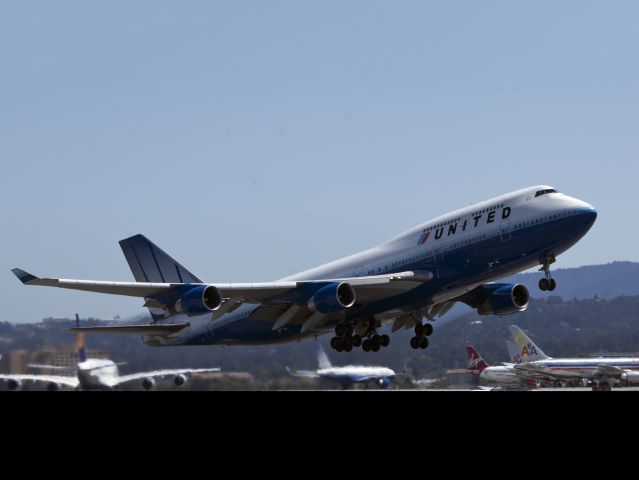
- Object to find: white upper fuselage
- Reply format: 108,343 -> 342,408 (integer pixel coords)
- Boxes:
318,365 -> 395,382
281,185 -> 593,282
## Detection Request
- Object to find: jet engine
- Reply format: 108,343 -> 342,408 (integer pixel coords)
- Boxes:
621,371 -> 639,386
308,282 -> 356,314
142,377 -> 156,391
377,377 -> 391,389
472,284 -> 529,315
174,374 -> 188,387
174,285 -> 222,317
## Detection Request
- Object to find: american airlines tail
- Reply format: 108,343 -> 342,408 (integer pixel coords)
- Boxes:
119,234 -> 204,320
466,346 -> 490,373
317,343 -> 332,370
509,325 -> 550,362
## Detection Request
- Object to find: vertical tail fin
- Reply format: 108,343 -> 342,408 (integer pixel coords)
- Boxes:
316,343 -> 332,370
119,234 -> 203,284
508,325 -> 550,361
466,346 -> 489,373
119,234 -> 204,320
506,341 -> 522,364
76,314 -> 87,363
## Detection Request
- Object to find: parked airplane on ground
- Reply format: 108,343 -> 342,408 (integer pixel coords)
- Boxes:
0,315 -> 221,391
509,325 -> 639,388
12,185 -> 596,353
466,345 -> 532,389
287,343 -> 395,389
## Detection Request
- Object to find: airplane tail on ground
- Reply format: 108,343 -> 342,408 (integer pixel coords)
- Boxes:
119,234 -> 204,319
466,346 -> 489,373
317,343 -> 332,370
509,325 -> 550,362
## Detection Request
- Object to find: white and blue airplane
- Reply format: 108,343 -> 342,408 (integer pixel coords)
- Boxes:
12,185 -> 596,353
287,343 -> 395,389
0,315 -> 221,391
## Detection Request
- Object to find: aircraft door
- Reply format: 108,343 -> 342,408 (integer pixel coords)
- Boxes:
500,223 -> 512,242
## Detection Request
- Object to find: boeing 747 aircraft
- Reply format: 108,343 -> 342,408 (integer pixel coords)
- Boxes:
12,185 -> 596,353
0,315 -> 220,391
287,343 -> 395,389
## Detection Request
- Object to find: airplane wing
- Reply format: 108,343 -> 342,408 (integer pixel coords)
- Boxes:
12,268 -> 431,303
12,268 -> 434,333
286,367 -> 319,379
0,373 -> 79,388
111,367 -> 221,387
595,365 -> 625,377
67,324 -> 190,335
513,363 -> 564,381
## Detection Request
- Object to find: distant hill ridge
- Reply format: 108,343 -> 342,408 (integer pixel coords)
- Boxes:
505,261 -> 639,300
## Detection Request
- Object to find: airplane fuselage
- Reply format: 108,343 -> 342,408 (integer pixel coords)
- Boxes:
523,357 -> 639,379
144,185 -> 597,346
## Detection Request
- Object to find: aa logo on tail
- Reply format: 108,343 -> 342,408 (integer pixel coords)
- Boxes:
520,342 -> 537,358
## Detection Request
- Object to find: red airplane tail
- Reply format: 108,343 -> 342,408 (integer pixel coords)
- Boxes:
466,346 -> 490,373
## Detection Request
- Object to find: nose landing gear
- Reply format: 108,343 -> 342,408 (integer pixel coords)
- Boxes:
538,255 -> 557,292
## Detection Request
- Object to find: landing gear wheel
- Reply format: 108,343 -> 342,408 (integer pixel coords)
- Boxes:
423,323 -> 433,336
335,342 -> 344,353
420,337 -> 429,349
415,324 -> 425,337
410,337 -> 420,349
371,335 -> 381,352
362,339 -> 371,352
380,334 -> 390,347
538,255 -> 557,292
330,337 -> 341,350
352,335 -> 362,347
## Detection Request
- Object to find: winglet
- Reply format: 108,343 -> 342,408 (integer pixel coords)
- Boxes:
11,268 -> 39,285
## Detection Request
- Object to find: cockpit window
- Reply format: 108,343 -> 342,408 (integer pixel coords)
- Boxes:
535,188 -> 558,197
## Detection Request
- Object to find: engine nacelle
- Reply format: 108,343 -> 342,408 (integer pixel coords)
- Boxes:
175,285 -> 222,317
477,284 -> 529,315
378,377 -> 391,389
621,371 -> 639,385
47,382 -> 61,392
6,379 -> 21,391
174,374 -> 188,387
142,377 -> 156,391
308,282 -> 356,314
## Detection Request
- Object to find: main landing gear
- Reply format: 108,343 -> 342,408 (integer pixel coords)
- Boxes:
330,321 -> 390,353
410,322 -> 433,350
538,255 -> 557,292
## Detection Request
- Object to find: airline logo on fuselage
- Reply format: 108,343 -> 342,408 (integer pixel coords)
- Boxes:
417,207 -> 512,246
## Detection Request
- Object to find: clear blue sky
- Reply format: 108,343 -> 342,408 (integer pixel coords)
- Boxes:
1,1 -> 637,323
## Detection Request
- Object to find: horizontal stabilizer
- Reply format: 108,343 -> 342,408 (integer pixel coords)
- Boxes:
66,323 -> 189,336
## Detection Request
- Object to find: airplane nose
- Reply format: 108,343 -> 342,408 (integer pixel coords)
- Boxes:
575,203 -> 597,230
